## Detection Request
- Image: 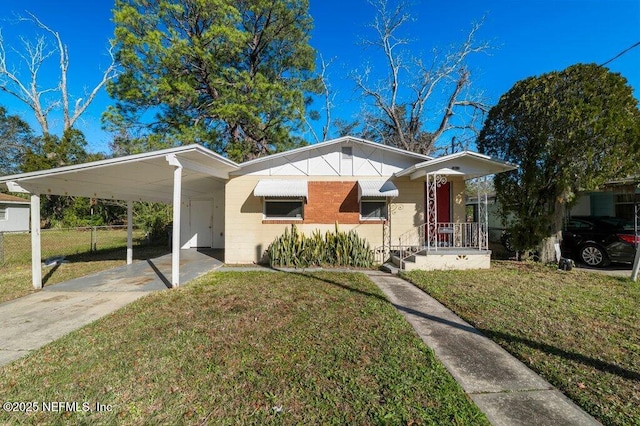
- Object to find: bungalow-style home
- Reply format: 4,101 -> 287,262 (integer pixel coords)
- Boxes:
0,136 -> 515,289
0,193 -> 30,232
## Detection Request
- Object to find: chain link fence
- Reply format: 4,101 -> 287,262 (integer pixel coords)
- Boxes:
0,226 -> 148,267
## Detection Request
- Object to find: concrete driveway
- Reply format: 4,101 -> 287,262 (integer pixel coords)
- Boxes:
574,263 -> 633,278
0,249 -> 222,366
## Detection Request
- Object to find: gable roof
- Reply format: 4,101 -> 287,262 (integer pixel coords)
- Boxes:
0,193 -> 30,204
395,151 -> 517,180
238,136 -> 432,169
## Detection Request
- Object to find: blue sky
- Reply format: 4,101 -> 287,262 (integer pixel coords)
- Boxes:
0,0 -> 638,154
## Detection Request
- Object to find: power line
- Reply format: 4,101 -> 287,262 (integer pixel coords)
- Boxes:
600,41 -> 640,66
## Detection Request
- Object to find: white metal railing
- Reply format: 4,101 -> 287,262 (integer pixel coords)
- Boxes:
395,222 -> 487,269
372,222 -> 488,268
431,222 -> 482,249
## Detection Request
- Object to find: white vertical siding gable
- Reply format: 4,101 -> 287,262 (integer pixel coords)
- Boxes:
353,144 -> 384,176
308,145 -> 341,176
270,151 -> 309,176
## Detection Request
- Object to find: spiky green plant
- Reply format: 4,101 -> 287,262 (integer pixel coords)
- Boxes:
267,224 -> 374,268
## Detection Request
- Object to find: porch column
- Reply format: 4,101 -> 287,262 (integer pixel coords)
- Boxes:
126,200 -> 133,265
476,176 -> 489,251
168,155 -> 183,288
425,173 -> 440,250
30,193 -> 42,289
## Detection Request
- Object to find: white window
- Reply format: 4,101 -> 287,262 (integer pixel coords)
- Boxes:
0,207 -> 6,221
264,199 -> 304,220
360,199 -> 387,220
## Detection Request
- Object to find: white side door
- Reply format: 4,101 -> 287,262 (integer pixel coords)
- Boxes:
190,200 -> 213,248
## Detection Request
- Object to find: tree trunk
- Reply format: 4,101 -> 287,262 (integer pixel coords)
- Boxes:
539,230 -> 562,263
538,198 -> 567,263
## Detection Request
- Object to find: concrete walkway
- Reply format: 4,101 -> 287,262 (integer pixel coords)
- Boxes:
0,249 -> 222,367
364,270 -> 600,426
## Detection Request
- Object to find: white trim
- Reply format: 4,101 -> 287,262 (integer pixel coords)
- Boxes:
0,144 -> 239,185
395,150 -> 517,179
238,136 -> 432,170
359,199 -> 388,221
5,182 -> 29,194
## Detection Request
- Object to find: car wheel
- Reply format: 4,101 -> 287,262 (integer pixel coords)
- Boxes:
579,244 -> 609,267
501,231 -> 514,252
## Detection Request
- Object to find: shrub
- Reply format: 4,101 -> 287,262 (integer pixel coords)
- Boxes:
267,223 -> 374,268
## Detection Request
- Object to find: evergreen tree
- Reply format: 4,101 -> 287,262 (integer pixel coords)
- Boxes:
105,0 -> 320,161
478,64 -> 640,261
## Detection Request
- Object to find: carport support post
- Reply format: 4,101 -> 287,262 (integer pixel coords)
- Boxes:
631,241 -> 640,281
30,193 -> 42,289
127,200 -> 133,265
171,161 -> 183,288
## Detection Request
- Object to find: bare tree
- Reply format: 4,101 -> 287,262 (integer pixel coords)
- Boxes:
305,54 -> 336,143
353,0 -> 489,154
0,13 -> 118,135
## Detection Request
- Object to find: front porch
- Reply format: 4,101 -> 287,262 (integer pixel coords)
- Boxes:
388,221 -> 491,271
390,247 -> 491,271
380,151 -> 515,271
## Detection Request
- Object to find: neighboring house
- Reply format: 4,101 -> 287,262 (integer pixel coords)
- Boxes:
570,177 -> 640,221
0,193 -> 30,232
0,136 -> 515,288
479,178 -> 640,241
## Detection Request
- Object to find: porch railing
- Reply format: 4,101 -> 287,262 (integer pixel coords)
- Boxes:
394,222 -> 487,269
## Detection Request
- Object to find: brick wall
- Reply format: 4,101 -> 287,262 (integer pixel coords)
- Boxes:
305,181 -> 361,224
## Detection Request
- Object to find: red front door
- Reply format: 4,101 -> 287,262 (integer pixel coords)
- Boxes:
436,182 -> 451,223
425,181 -> 452,245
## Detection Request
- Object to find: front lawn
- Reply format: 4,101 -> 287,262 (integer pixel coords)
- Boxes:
0,271 -> 487,425
403,262 -> 640,426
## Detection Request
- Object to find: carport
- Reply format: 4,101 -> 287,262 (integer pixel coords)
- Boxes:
0,144 -> 239,289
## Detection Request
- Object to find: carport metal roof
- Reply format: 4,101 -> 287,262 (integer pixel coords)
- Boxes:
0,144 -> 240,290
0,144 -> 239,203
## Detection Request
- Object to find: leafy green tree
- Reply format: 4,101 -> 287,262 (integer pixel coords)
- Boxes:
22,128 -> 94,172
478,63 -> 640,262
21,128 -> 112,227
106,0 -> 320,162
0,106 -> 35,176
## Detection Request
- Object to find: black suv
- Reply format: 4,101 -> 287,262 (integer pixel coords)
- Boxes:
562,216 -> 638,267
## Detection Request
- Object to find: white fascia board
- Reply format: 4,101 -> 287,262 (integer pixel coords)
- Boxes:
0,144 -> 239,185
5,181 -> 30,193
168,154 -> 231,179
235,136 -> 432,172
397,151 -> 517,179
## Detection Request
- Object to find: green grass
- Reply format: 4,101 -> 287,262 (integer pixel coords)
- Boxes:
0,271 -> 488,425
0,246 -> 169,303
0,228 -> 147,266
403,262 -> 640,426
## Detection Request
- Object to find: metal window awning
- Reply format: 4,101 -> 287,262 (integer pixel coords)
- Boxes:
253,179 -> 308,198
358,180 -> 399,200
